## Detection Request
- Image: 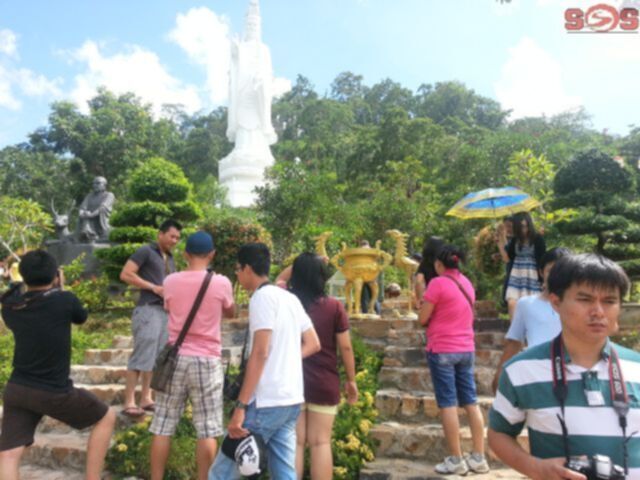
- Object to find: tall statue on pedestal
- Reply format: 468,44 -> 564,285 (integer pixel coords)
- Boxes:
219,0 -> 277,208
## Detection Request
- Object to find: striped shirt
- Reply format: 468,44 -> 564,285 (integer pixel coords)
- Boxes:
489,339 -> 640,478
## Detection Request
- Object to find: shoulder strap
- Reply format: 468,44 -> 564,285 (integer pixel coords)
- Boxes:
173,271 -> 214,349
442,274 -> 474,310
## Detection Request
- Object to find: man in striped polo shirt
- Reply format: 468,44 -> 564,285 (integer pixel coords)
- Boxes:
489,254 -> 640,480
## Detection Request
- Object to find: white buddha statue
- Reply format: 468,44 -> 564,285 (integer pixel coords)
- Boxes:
219,0 -> 277,207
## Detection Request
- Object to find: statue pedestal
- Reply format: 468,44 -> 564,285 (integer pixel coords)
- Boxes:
46,241 -> 110,277
219,145 -> 275,207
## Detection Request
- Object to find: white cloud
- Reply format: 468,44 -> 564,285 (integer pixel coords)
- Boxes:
272,77 -> 292,99
14,68 -> 62,97
0,29 -> 18,58
67,40 -> 201,115
0,64 -> 20,110
0,63 -> 62,111
168,6 -> 291,104
494,37 -> 582,119
168,7 -> 231,105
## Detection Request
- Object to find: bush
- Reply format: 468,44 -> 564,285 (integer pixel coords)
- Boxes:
109,226 -> 157,244
0,331 -> 14,398
110,202 -> 173,228
168,200 -> 203,223
201,217 -> 272,280
62,255 -> 135,311
129,157 -> 192,203
106,411 -> 198,480
95,243 -> 143,281
330,334 -> 382,479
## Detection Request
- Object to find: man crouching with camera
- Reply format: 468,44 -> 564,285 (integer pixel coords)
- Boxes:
488,253 -> 640,480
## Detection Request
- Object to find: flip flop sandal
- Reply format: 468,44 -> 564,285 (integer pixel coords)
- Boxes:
142,403 -> 156,412
121,406 -> 145,417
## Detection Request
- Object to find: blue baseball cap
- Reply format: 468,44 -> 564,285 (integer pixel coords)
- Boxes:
185,231 -> 215,254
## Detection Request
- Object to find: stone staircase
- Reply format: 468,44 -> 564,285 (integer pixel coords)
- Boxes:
2,317 -> 248,478
351,303 -> 528,479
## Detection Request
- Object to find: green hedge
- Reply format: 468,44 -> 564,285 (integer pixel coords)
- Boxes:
109,226 -> 157,244
169,200 -> 202,224
95,243 -> 142,281
111,202 -> 173,227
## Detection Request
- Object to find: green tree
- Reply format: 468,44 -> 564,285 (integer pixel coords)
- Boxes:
0,196 -> 52,259
0,146 -> 77,209
29,88 -> 183,194
554,149 -> 635,258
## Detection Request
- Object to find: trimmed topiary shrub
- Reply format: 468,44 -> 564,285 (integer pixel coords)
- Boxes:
97,157 -> 201,281
553,148 -> 640,278
129,157 -> 192,203
108,226 -> 157,244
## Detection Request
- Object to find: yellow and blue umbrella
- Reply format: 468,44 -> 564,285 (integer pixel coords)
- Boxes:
446,187 -> 541,219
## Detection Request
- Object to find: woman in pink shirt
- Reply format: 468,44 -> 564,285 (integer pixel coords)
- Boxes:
418,244 -> 489,476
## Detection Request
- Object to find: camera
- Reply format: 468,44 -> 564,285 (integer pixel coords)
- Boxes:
566,454 -> 625,480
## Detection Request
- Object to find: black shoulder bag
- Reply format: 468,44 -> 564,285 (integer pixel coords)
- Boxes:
151,271 -> 213,393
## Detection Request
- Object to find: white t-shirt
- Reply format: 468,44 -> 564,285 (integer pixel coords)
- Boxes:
249,285 -> 313,408
506,294 -> 561,348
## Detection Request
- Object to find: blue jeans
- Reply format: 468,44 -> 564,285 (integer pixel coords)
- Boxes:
208,403 -> 301,479
427,352 -> 477,408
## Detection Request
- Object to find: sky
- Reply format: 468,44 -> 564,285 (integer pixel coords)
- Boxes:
1,0 -> 639,148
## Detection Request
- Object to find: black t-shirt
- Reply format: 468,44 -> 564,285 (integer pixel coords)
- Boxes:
2,288 -> 88,392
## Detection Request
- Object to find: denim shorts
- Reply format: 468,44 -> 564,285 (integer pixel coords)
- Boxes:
426,351 -> 477,408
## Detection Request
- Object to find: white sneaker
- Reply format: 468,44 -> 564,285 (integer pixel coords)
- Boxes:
435,456 -> 469,475
465,452 -> 490,473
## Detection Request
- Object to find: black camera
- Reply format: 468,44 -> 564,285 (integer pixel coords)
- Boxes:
566,455 -> 625,480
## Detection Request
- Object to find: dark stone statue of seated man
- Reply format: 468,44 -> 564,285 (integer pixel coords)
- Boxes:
76,176 -> 115,243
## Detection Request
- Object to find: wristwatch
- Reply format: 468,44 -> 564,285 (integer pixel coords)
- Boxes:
235,400 -> 248,410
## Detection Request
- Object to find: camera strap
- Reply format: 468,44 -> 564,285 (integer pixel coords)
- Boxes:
551,334 -> 630,474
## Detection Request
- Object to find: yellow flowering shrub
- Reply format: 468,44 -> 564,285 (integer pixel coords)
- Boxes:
329,334 -> 382,479
106,409 -> 198,479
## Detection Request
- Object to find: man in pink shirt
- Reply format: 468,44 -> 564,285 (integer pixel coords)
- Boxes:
149,231 -> 235,480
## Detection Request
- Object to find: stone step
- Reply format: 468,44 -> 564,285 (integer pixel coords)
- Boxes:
371,423 -> 529,461
383,347 -> 502,369
71,365 -> 127,385
375,389 -> 494,424
19,465 -> 86,480
378,365 -> 495,396
111,318 -> 249,348
0,406 -> 148,436
84,345 -> 243,367
360,457 -> 527,479
74,383 -> 130,405
359,330 -> 506,352
22,432 -> 89,471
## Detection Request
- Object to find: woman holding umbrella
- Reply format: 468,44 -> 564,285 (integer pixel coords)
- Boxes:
496,211 -> 546,319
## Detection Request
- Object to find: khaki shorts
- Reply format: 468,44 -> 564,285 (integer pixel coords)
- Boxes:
0,382 -> 109,451
149,355 -> 224,438
301,402 -> 338,415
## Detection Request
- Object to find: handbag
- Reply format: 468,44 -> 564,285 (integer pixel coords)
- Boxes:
150,271 -> 213,393
223,328 -> 249,402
